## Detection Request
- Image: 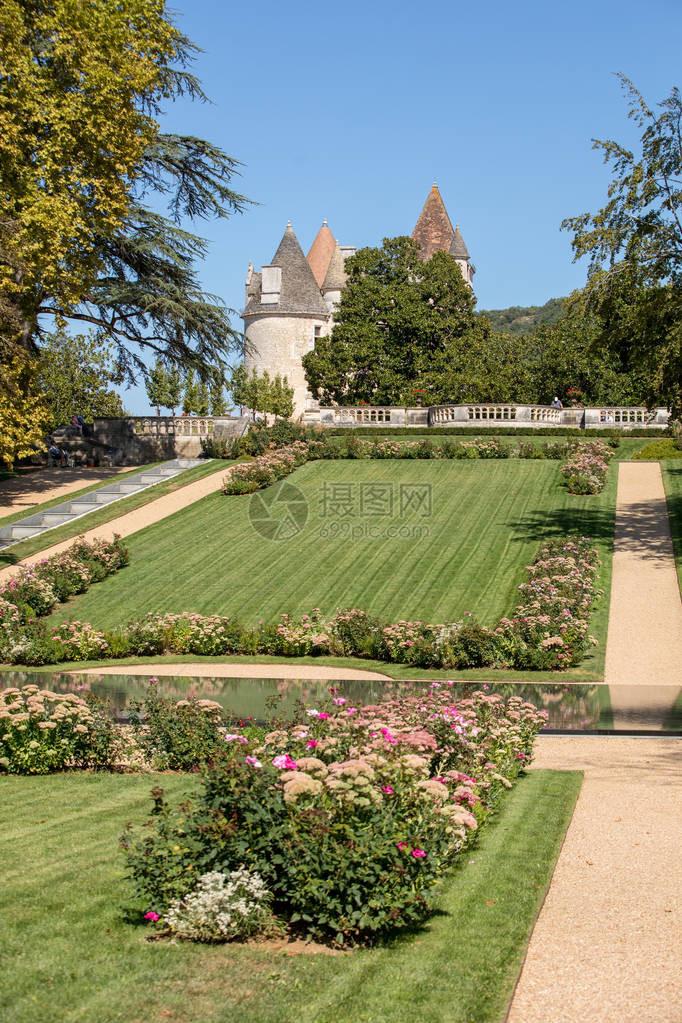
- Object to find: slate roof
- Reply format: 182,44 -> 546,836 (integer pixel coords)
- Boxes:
449,225 -> 470,260
306,220 -> 336,287
412,183 -> 455,259
321,243 -> 347,292
244,223 -> 328,317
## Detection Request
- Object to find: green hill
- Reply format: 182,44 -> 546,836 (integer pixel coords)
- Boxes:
478,296 -> 567,335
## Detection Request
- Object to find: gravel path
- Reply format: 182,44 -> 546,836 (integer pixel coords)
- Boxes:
507,736 -> 682,1023
0,461 -> 229,584
0,466 -> 128,519
74,662 -> 392,680
604,462 -> 682,686
508,462 -> 682,1023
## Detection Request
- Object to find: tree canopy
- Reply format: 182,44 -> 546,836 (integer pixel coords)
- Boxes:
302,236 -> 516,406
562,75 -> 682,413
38,331 -> 124,429
0,0 -> 249,378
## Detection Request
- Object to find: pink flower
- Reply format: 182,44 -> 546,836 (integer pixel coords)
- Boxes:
306,739 -> 318,749
332,697 -> 347,706
346,707 -> 358,715
411,849 -> 426,859
382,785 -> 394,795
245,756 -> 262,768
397,841 -> 408,851
273,754 -> 297,770
144,911 -> 160,922
317,712 -> 330,720
224,733 -> 248,744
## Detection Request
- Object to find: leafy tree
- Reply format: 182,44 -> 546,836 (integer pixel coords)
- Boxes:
303,237 -> 504,405
195,376 -> 210,416
182,371 -> 199,415
270,374 -> 294,419
0,353 -> 49,468
1,0 -> 249,376
166,364 -> 183,416
37,331 -> 124,430
561,75 -> 682,413
209,371 -> 228,415
520,310 -> 647,406
230,365 -> 277,419
145,359 -> 171,415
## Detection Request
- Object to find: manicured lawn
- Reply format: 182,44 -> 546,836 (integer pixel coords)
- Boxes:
0,768 -> 581,1023
47,459 -> 618,672
0,459 -> 231,566
662,461 -> 682,591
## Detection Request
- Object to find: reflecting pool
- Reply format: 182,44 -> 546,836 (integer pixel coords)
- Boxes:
1,670 -> 680,734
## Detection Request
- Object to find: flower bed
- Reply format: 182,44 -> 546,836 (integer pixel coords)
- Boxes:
0,536 -> 129,664
121,684 -> 547,945
220,436 -> 615,497
0,536 -> 128,620
560,439 -> 613,494
0,684 -> 122,774
0,534 -> 600,671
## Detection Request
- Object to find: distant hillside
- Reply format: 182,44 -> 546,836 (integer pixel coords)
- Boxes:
478,296 -> 567,335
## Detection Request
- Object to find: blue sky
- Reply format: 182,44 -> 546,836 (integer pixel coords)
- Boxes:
121,0 -> 682,412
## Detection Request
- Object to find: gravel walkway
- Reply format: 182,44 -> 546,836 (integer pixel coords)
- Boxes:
604,462 -> 682,686
74,662 -> 392,680
507,736 -> 682,1023
508,462 -> 682,1023
0,461 -> 229,585
0,466 -> 128,519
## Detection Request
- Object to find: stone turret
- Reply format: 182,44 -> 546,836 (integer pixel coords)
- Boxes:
321,243 -> 347,312
306,219 -> 336,288
243,222 -> 331,418
412,183 -> 475,289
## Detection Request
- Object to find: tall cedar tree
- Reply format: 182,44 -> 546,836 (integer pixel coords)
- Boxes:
0,0 -> 249,378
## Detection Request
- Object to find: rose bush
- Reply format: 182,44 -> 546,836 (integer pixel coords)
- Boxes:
121,686 -> 546,944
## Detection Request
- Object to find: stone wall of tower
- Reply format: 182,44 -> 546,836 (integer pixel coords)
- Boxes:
243,312 -> 330,418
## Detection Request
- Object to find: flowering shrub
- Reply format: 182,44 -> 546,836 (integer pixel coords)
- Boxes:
0,685 -> 121,773
222,443 -> 309,495
0,536 -> 129,621
49,620 -> 110,662
560,440 -> 613,494
128,682 -> 228,770
122,687 -> 546,944
494,536 -> 601,669
164,869 -> 276,942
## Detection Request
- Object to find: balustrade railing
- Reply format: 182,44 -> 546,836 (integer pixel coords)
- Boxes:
131,416 -> 215,436
467,404 -> 518,421
334,407 -> 393,424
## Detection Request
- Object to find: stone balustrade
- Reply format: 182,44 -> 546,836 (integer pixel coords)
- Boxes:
131,416 -> 216,437
304,404 -> 670,430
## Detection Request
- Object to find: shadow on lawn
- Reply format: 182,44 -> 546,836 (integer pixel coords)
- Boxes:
506,507 -> 616,547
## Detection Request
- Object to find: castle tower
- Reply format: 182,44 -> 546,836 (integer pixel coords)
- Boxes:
320,243 -> 347,312
412,183 -> 475,288
306,219 -> 336,288
243,222 -> 331,418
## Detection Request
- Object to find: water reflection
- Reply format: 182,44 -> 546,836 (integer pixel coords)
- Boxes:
1,670 -> 679,733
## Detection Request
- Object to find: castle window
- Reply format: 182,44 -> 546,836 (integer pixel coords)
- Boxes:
314,325 -> 321,341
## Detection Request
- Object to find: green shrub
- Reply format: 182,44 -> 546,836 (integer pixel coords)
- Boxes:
128,684 -> 228,770
632,439 -> 682,460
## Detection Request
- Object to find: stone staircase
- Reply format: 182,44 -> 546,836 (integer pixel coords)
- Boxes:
0,459 -> 203,551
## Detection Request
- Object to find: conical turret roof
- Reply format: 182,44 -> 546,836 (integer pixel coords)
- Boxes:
244,222 -> 328,316
412,183 -> 455,260
449,225 -> 470,260
306,219 -> 336,287
321,243 -> 347,293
